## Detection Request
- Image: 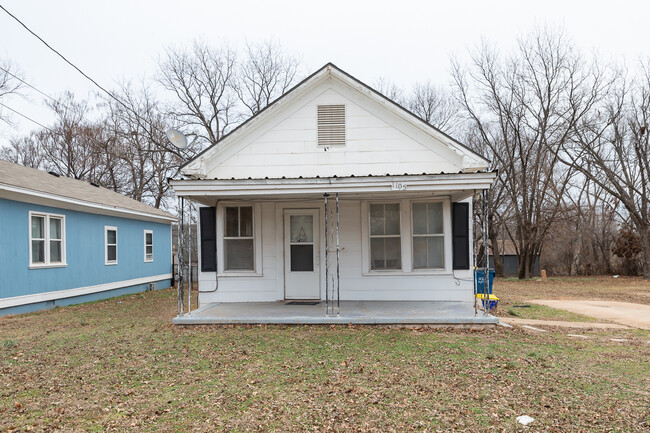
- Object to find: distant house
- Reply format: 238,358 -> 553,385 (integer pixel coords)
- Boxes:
0,160 -> 175,315
487,239 -> 539,277
169,63 -> 498,325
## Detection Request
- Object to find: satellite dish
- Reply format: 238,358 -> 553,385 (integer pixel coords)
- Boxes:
166,129 -> 188,149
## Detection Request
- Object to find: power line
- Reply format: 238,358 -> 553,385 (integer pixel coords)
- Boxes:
0,102 -> 55,133
0,65 -> 56,102
0,4 -> 151,130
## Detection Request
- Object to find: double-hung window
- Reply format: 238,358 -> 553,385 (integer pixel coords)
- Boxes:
369,203 -> 401,270
29,212 -> 65,267
105,226 -> 118,265
144,230 -> 153,262
412,202 -> 444,269
224,206 -> 254,271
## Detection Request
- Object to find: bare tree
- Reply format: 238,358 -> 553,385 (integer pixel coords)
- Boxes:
100,82 -> 182,209
0,133 -> 45,168
37,92 -> 106,181
408,82 -> 462,135
373,77 -> 405,104
236,40 -> 300,116
158,41 -> 238,147
560,60 -> 650,278
452,28 -> 611,278
0,58 -> 25,124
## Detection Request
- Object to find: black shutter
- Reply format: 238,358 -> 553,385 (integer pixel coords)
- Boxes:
452,203 -> 470,270
199,207 -> 217,272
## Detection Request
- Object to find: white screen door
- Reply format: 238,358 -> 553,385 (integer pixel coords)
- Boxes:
284,209 -> 320,299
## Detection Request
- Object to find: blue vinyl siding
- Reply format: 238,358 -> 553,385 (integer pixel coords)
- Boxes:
0,198 -> 172,306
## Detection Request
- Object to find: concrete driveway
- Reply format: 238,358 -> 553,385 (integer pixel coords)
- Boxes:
530,300 -> 650,329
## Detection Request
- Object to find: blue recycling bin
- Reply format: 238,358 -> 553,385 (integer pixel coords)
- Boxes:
475,268 -> 495,295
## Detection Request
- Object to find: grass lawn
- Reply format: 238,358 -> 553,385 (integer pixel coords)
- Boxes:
1,286 -> 649,432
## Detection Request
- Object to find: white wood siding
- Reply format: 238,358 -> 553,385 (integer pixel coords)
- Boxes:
197,198 -> 475,305
203,83 -> 465,180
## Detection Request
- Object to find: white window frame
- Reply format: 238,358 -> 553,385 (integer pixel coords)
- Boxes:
144,229 -> 153,262
368,202 -> 403,271
28,211 -> 66,268
411,200 -> 446,270
361,198 -> 452,276
215,202 -> 263,277
105,226 -> 118,265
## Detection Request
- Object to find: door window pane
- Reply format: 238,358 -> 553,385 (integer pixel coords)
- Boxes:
291,244 -> 314,271
225,239 -> 254,270
290,215 -> 313,243
32,240 -> 45,263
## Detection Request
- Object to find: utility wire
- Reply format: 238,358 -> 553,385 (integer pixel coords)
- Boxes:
0,65 -> 56,102
0,4 -> 156,136
0,102 -> 55,133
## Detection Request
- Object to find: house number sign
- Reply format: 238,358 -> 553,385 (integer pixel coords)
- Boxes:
391,182 -> 408,191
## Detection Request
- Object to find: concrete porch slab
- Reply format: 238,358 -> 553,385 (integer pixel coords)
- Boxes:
172,300 -> 499,325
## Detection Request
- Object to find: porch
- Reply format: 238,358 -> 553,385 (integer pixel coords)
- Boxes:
172,300 -> 499,326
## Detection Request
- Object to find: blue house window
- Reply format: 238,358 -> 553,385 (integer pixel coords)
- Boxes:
144,230 -> 153,262
29,211 -> 66,268
105,226 -> 118,265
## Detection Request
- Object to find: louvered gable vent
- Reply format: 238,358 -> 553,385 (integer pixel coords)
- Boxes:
317,104 -> 346,146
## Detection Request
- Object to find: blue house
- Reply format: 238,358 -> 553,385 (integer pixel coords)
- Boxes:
0,160 -> 175,315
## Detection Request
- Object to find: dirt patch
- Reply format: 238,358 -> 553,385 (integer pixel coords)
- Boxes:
530,300 -> 650,330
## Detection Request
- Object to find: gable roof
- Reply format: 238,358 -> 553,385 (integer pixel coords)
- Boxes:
0,160 -> 175,222
181,62 -> 489,177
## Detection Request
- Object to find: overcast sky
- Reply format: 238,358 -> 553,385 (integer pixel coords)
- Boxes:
1,0 -> 648,148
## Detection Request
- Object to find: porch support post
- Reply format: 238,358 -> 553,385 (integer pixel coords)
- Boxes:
187,199 -> 192,315
473,190 -> 478,316
482,189 -> 490,316
335,192 -> 340,315
177,196 -> 185,317
324,193 -> 329,315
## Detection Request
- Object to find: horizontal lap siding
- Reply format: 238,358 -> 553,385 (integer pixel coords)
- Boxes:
206,88 -> 463,180
0,198 -> 172,300
197,199 -> 473,304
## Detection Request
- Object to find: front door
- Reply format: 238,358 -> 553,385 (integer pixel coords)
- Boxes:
284,209 -> 320,299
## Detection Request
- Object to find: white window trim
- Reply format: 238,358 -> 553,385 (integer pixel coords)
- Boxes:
367,201 -> 403,272
215,202 -> 263,277
28,211 -> 67,269
144,229 -> 153,263
361,199 -> 453,276
105,226 -> 118,266
411,200 -> 447,271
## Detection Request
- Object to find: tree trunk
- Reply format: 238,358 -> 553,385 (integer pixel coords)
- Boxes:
489,232 -> 504,277
641,226 -> 650,280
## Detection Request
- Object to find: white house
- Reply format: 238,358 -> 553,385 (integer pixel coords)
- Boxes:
170,63 -> 496,324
